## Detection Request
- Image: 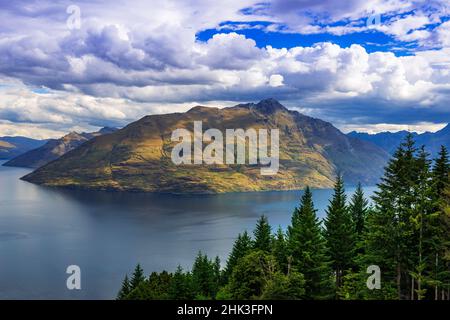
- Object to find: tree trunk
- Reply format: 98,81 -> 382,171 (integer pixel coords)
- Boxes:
411,277 -> 414,300
397,264 -> 401,300
417,277 -> 421,300
435,254 -> 438,300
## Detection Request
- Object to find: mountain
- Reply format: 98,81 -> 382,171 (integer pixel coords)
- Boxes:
22,99 -> 389,193
348,125 -> 450,156
4,127 -> 117,168
416,125 -> 450,155
0,136 -> 47,160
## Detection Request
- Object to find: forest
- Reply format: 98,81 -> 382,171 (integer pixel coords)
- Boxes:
117,134 -> 450,300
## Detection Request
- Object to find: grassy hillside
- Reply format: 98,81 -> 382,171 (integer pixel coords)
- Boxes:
23,99 -> 389,193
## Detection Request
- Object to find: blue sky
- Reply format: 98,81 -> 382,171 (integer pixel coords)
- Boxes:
0,0 -> 449,138
198,21 -> 416,56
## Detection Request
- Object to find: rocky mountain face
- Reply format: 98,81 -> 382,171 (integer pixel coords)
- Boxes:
0,136 -> 47,160
22,99 -> 389,193
4,127 -> 117,168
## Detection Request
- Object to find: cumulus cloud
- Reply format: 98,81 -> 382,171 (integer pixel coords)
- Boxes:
0,0 -> 449,137
340,122 -> 448,134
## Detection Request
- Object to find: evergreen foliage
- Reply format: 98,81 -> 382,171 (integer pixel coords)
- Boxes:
117,136 -> 449,300
324,176 -> 356,293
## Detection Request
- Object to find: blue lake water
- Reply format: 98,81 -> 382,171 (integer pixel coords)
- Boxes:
0,161 -> 376,299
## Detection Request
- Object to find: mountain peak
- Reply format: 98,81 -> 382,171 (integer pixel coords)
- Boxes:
64,131 -> 82,138
187,105 -> 218,114
22,101 -> 389,192
98,127 -> 118,134
254,98 -> 287,114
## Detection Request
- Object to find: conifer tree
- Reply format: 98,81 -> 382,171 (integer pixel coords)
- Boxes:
324,176 -> 356,293
145,271 -> 172,299
223,231 -> 252,281
432,146 -> 449,196
410,146 -> 434,299
441,187 -> 450,299
287,186 -> 333,299
226,250 -> 278,299
429,146 -> 450,299
272,227 -> 288,273
253,215 -> 272,252
261,271 -> 305,300
360,206 -> 399,299
117,274 -> 131,300
192,252 -> 218,299
169,266 -> 193,300
369,133 -> 421,299
349,183 -> 369,237
130,263 -> 146,291
369,138 -> 407,299
213,256 -> 221,295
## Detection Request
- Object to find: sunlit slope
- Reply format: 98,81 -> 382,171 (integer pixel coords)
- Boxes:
23,99 -> 388,193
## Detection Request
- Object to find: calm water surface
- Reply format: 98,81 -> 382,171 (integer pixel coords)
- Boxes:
0,161 -> 376,299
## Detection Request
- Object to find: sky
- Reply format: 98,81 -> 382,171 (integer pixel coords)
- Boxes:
0,0 -> 449,138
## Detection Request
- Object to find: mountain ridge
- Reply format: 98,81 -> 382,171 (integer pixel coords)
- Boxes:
348,125 -> 450,156
22,99 -> 389,193
4,127 -> 117,168
0,136 -> 47,160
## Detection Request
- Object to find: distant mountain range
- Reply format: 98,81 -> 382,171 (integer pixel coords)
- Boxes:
0,136 -> 47,160
3,127 -> 117,168
22,99 -> 389,193
348,124 -> 450,156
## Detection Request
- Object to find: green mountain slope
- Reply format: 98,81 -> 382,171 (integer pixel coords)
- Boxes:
4,127 -> 117,168
22,99 -> 389,193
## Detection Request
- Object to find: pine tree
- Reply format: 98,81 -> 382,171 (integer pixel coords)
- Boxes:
223,231 -> 252,282
287,186 -> 333,299
192,252 -> 218,299
253,215 -> 272,252
441,187 -> 450,299
360,205 -> 399,299
410,146 -> 434,299
226,250 -> 278,299
372,133 -> 422,299
368,138 -> 407,299
169,266 -> 193,300
429,145 -> 450,299
349,183 -> 369,237
367,133 -> 432,300
145,271 -> 172,299
117,274 -> 131,300
213,256 -> 221,296
324,175 -> 356,294
261,271 -> 305,300
130,264 -> 146,291
272,227 -> 288,273
433,146 -> 449,196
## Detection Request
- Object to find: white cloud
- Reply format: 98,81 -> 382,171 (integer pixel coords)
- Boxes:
435,20 -> 450,47
269,74 -> 284,87
196,33 -> 264,70
0,121 -> 68,139
340,122 -> 448,134
0,0 -> 450,137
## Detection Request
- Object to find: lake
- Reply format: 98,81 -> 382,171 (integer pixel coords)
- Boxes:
0,161 -> 376,299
